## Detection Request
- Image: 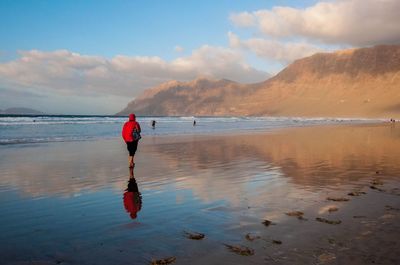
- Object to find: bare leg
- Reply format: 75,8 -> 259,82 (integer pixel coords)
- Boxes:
128,156 -> 134,168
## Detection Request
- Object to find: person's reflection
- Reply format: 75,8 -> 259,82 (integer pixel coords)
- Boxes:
123,167 -> 142,219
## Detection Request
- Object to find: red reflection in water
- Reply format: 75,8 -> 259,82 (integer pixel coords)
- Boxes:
123,168 -> 142,219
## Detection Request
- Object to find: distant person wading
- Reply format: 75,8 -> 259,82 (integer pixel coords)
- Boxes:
122,113 -> 141,168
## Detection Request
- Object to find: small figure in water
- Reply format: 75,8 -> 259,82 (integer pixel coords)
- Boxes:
193,120 -> 196,126
390,118 -> 396,123
122,113 -> 141,168
123,168 -> 142,219
151,120 -> 156,129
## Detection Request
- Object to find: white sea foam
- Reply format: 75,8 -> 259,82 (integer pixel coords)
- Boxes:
0,116 -> 126,126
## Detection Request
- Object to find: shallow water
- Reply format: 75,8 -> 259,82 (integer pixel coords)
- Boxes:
0,124 -> 399,264
0,115 -> 382,145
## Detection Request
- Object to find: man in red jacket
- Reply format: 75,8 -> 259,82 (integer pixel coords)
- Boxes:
122,113 -> 141,168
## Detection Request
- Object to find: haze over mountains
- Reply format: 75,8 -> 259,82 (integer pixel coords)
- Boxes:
0,107 -> 43,115
118,45 -> 400,118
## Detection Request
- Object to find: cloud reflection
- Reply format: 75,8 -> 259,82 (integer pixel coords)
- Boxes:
0,124 -> 399,208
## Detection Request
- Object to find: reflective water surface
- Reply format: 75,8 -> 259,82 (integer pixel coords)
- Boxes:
0,124 -> 399,264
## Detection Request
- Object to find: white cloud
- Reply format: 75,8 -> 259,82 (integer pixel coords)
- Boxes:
228,32 -> 324,63
170,45 -> 268,83
174,45 -> 184,52
0,47 -> 268,100
231,0 -> 400,46
229,11 -> 255,27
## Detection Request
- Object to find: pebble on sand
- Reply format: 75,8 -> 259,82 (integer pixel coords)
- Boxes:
318,205 -> 339,214
262,219 -> 276,226
184,231 -> 205,240
328,206 -> 339,213
272,240 -> 282,245
245,233 -> 261,241
371,179 -> 384,185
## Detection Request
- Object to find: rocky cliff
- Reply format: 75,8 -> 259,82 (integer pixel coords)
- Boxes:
118,45 -> 400,118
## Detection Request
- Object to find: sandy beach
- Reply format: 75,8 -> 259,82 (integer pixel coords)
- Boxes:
1,123 -> 400,265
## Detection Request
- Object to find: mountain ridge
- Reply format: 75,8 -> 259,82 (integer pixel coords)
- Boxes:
0,107 -> 44,115
118,45 -> 400,118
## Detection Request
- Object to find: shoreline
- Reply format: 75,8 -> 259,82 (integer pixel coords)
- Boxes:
1,119 -> 390,148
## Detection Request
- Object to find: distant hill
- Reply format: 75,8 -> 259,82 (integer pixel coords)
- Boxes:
118,45 -> 400,118
117,78 -> 254,116
1,107 -> 44,115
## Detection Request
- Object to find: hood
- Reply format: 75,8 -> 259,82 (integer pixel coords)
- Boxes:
129,113 -> 136,121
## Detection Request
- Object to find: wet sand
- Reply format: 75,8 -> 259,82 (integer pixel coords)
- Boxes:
0,123 -> 399,264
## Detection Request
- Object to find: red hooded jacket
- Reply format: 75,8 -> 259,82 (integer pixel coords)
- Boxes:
122,114 -> 141,142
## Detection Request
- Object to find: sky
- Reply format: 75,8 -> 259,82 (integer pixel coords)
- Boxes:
0,0 -> 399,114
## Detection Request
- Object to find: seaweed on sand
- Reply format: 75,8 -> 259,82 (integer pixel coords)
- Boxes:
328,206 -> 339,213
224,244 -> 255,256
327,197 -> 349,202
286,211 -> 308,220
150,257 -> 176,265
316,217 -> 342,225
348,191 -> 366,196
370,185 -> 385,192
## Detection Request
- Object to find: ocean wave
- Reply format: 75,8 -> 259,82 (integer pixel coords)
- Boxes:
0,136 -> 95,145
0,116 -> 126,126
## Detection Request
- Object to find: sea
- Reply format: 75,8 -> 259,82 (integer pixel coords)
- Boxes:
0,115 -> 399,264
0,114 -> 385,145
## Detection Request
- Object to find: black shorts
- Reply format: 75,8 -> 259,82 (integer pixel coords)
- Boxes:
126,141 -> 138,156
